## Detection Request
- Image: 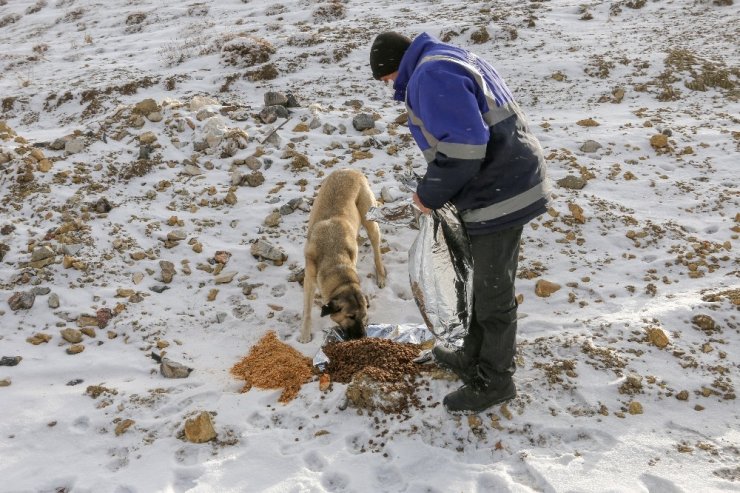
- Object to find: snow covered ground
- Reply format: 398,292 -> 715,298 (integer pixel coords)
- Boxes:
1,0 -> 738,492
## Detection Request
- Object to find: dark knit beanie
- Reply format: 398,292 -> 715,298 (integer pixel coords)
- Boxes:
370,32 -> 412,80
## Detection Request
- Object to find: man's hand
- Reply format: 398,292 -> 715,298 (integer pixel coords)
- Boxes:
413,192 -> 431,214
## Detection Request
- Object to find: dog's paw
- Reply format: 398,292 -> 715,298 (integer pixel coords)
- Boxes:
297,333 -> 313,344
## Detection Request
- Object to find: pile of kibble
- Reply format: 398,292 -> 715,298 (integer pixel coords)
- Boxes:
323,338 -> 423,384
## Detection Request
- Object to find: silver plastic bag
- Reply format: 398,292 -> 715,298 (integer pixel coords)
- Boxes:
408,203 -> 473,347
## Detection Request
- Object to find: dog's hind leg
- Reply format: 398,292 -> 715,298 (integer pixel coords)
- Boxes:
299,260 -> 317,343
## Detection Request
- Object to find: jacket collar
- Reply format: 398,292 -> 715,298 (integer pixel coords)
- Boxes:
392,32 -> 440,102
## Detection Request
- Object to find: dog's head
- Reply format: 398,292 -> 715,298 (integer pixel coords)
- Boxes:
321,285 -> 369,340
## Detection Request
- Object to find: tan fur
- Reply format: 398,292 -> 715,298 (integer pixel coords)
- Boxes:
300,169 -> 386,343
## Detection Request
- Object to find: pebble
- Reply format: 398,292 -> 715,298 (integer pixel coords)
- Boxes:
0,356 -> 22,366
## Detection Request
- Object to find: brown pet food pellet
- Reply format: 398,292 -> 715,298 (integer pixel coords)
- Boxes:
231,331 -> 313,403
323,338 -> 422,384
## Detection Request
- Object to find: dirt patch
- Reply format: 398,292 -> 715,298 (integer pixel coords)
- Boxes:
231,331 -> 314,403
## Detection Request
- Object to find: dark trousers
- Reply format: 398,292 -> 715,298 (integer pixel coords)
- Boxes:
462,226 -> 522,382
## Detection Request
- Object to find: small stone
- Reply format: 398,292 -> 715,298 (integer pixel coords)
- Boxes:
250,239 -> 287,263
650,134 -> 669,150
579,140 -> 602,153
160,260 -> 176,283
264,91 -> 288,107
27,333 -> 52,345
676,390 -> 689,401
207,289 -> 219,301
183,411 -> 217,443
243,171 -> 265,187
216,312 -> 228,323
628,401 -> 643,415
167,230 -> 187,241
535,280 -> 561,297
156,340 -> 169,349
60,328 -> 83,344
9,291 -> 35,311
647,327 -> 670,348
214,251 -> 231,264
160,358 -> 192,379
224,191 -> 238,205
0,356 -> 22,367
80,327 -> 96,338
139,131 -> 157,145
352,114 -> 375,131
66,344 -> 85,355
150,285 -> 170,293
32,287 -> 50,296
115,419 -> 135,436
264,210 -> 281,227
31,245 -> 55,262
557,175 -> 587,190
215,271 -> 237,284
64,138 -> 85,154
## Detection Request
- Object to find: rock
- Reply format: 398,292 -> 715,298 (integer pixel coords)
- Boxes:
0,379 -> 10,387
150,285 -> 170,293
352,113 -> 375,131
64,138 -> 85,154
66,344 -> 85,355
60,328 -> 83,344
94,197 -> 113,213
646,327 -> 670,348
80,327 -> 96,338
535,280 -> 561,297
557,175 -> 587,190
49,138 -> 66,151
264,210 -> 281,227
62,244 -> 83,256
147,111 -> 163,122
31,245 -> 55,263
0,243 -> 8,261
115,419 -> 135,436
264,91 -> 288,107
259,105 -> 289,124
650,134 -> 669,149
244,156 -> 262,170
224,191 -> 238,205
579,140 -> 602,153
167,229 -> 188,241
48,293 -> 60,308
250,239 -> 287,264
243,171 -> 265,187
96,308 -> 113,328
183,411 -> 217,443
676,390 -> 689,401
190,95 -> 219,112
323,123 -> 337,135
0,356 -> 22,367
196,108 -> 218,121
691,314 -> 716,332
139,131 -> 157,145
27,333 -> 51,345
160,260 -> 176,283
9,291 -> 35,311
214,251 -> 231,264
183,164 -> 202,176
216,312 -> 228,323
380,185 -> 404,203
628,401 -> 643,415
133,98 -> 159,115
161,358 -> 193,378
215,271 -> 237,284
32,287 -> 50,296
285,92 -> 301,108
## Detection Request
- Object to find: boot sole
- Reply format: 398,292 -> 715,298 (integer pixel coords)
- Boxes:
443,390 -> 517,415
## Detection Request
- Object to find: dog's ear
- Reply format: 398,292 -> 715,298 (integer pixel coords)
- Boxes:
321,300 -> 340,317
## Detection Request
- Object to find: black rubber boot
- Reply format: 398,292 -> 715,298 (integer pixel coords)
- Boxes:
442,374 -> 517,414
432,345 -> 478,384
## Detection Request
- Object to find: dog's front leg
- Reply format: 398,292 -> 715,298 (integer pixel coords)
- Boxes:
299,262 -> 317,343
364,219 -> 387,288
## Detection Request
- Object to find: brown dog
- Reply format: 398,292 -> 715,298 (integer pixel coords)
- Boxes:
300,168 -> 386,343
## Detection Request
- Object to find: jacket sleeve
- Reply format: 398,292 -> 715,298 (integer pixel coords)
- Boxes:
412,62 -> 489,210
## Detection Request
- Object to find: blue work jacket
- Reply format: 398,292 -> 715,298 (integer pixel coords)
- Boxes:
393,32 -> 550,234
